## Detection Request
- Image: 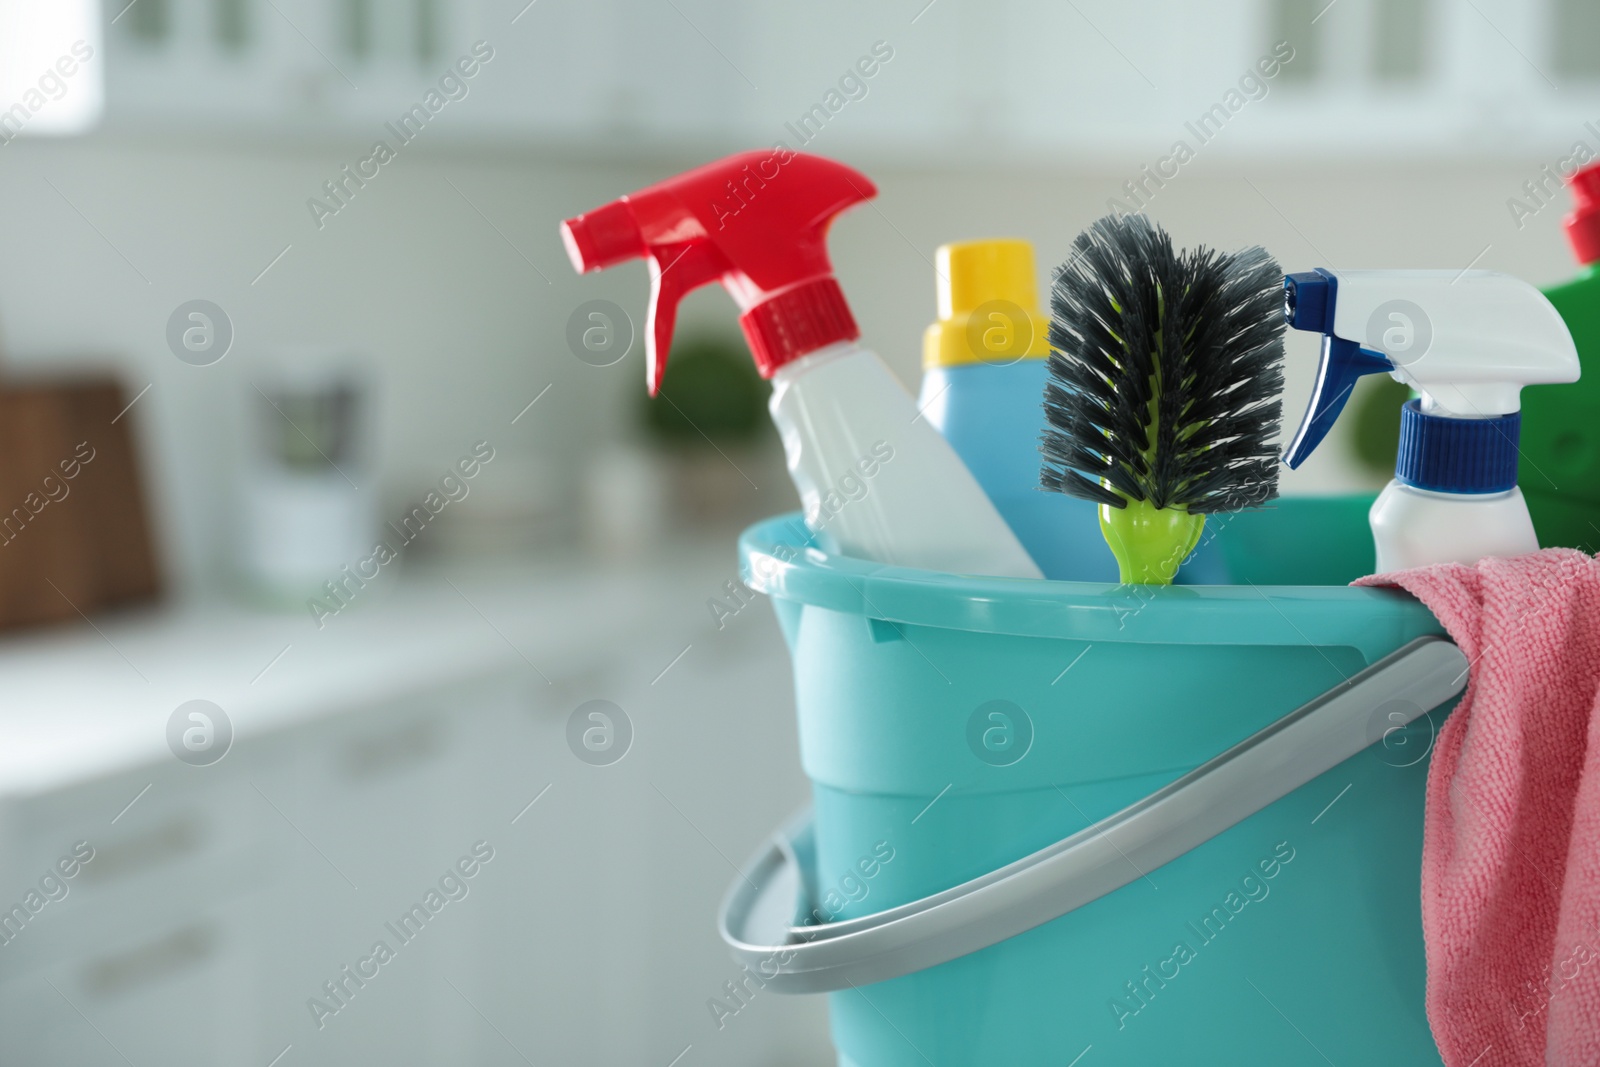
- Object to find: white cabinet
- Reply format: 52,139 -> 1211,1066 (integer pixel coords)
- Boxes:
454,593 -> 832,1067
0,752 -> 274,1066
94,0 -> 1600,161
0,905 -> 258,1067
245,674 -> 516,1067
0,561 -> 830,1065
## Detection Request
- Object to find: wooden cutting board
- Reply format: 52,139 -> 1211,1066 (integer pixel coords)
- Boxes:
0,379 -> 163,630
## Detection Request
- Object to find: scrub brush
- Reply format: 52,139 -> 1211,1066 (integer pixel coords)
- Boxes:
1040,214 -> 1285,584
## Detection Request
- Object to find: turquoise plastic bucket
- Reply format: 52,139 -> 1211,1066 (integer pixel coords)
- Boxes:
738,497 -> 1452,1067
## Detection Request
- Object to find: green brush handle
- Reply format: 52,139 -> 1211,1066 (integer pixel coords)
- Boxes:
1099,499 -> 1204,585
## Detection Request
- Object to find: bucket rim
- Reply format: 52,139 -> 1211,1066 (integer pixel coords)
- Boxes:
738,512 -> 1440,646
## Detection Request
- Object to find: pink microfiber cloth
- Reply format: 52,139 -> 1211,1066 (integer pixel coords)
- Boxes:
1355,548 -> 1600,1067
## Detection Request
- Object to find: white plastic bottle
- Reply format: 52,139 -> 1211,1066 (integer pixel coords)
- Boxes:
560,148 -> 1041,579
1369,482 -> 1539,571
769,341 -> 1041,577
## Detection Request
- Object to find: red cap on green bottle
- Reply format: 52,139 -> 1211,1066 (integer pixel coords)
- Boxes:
1564,162 -> 1600,265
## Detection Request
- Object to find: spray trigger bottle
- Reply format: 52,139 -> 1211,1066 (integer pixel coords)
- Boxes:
1282,268 -> 1580,571
561,150 -> 1041,578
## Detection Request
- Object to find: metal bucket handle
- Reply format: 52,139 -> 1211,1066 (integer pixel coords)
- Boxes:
718,636 -> 1468,993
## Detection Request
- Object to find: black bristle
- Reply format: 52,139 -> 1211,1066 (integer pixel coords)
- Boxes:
1039,213 -> 1285,514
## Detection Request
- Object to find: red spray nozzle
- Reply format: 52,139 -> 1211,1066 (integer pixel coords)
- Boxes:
1564,162 -> 1600,265
560,149 -> 876,394
561,199 -> 647,272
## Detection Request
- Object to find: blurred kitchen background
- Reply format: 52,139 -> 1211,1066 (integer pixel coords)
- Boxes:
0,0 -> 1593,1063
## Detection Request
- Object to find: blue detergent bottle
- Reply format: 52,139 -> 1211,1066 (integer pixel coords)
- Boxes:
916,238 -> 1229,583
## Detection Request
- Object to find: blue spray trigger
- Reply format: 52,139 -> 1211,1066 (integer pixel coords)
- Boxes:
1282,335 -> 1394,469
1280,267 -> 1394,469
1283,269 -> 1338,332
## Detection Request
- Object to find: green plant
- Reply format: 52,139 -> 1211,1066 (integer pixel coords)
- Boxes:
640,335 -> 769,448
1348,374 -> 1412,477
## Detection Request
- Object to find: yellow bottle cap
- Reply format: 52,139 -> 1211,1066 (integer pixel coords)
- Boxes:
922,238 -> 1051,369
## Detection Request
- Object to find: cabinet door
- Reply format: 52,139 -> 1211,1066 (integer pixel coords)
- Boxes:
629,610 -> 830,1067
245,674 -> 512,1067
98,0 -> 747,143
0,752 -> 268,981
457,603 -> 832,1067
447,658 -> 647,1066
0,904 -> 256,1067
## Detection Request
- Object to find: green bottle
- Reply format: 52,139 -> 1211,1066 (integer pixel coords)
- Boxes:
1522,162 -> 1600,552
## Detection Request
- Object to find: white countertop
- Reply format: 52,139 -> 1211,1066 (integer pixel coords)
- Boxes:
0,546 -> 740,797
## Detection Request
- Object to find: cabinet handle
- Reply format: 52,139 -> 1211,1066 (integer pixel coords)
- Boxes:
81,924 -> 215,999
339,717 -> 442,780
78,818 -> 204,885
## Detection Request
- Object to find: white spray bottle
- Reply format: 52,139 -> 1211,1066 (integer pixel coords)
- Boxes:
1281,269 -> 1580,572
561,150 -> 1041,578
